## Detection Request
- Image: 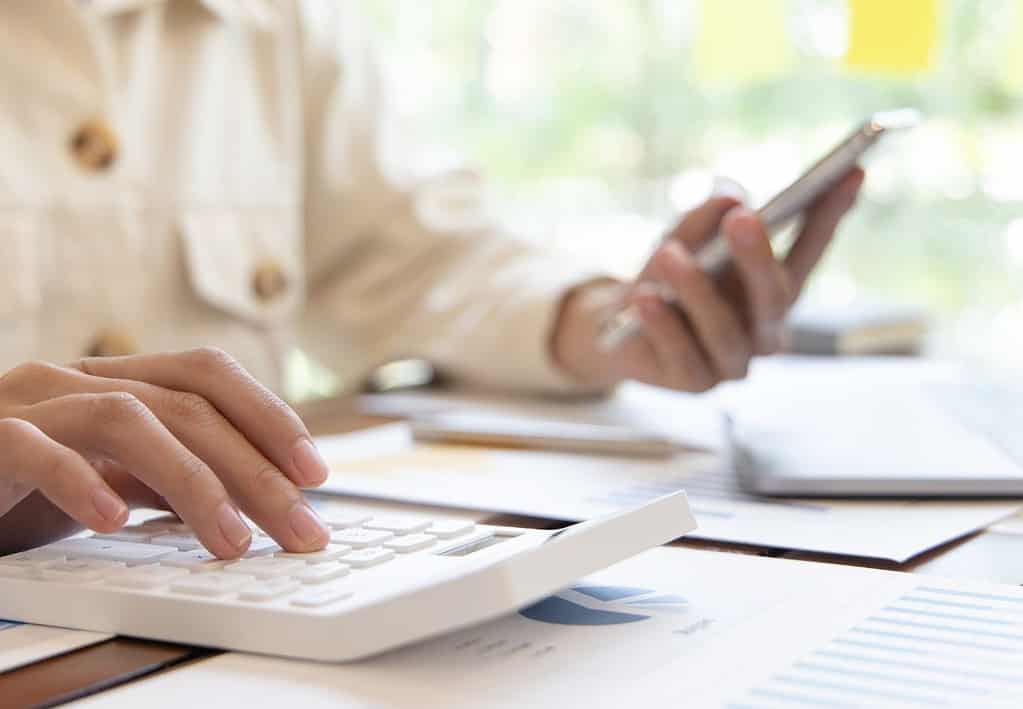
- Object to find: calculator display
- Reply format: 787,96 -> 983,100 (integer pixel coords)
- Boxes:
439,533 -> 517,557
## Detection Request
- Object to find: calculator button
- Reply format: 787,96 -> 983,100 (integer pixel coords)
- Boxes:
240,537 -> 281,558
383,534 -> 436,553
0,549 -> 66,565
91,529 -> 158,544
292,562 -> 350,585
170,572 -> 254,597
329,523 -> 392,548
105,566 -> 188,590
362,517 -> 432,534
319,511 -> 372,529
425,521 -> 476,539
275,544 -> 351,563
149,534 -> 204,551
140,519 -> 190,534
159,550 -> 227,571
238,577 -> 301,602
340,548 -> 394,569
40,560 -> 126,583
224,558 -> 305,579
49,538 -> 175,565
329,528 -> 394,549
290,584 -> 353,608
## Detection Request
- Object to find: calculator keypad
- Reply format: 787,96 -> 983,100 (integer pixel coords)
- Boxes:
0,510 -> 481,610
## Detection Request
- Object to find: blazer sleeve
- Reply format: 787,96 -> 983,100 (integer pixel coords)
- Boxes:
295,1 -> 606,394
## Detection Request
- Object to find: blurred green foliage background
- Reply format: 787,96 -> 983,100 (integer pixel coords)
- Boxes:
359,0 -> 1023,371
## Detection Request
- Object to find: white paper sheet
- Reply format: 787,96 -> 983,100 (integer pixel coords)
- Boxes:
74,547 -> 1023,708
0,620 -> 111,673
317,417 -> 1018,562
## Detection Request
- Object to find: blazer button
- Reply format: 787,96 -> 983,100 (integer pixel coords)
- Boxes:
86,330 -> 138,358
70,117 -> 118,172
252,261 -> 287,302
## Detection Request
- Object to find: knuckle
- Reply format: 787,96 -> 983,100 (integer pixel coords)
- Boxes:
92,391 -> 151,426
256,386 -> 289,414
0,416 -> 37,442
165,390 -> 221,428
176,455 -> 214,496
187,347 -> 241,376
255,386 -> 300,423
0,360 -> 64,393
47,450 -> 85,488
251,462 -> 293,497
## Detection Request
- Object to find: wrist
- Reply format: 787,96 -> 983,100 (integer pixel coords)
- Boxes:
550,277 -> 628,389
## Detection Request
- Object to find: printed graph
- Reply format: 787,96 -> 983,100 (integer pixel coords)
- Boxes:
520,586 -> 688,626
736,584 -> 1023,707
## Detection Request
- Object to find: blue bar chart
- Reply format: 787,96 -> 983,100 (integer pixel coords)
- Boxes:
736,585 -> 1023,707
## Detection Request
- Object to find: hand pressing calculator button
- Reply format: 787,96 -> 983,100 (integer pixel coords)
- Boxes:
0,494 -> 694,662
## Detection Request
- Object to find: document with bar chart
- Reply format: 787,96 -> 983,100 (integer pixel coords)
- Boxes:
730,585 -> 1023,707
85,547 -> 1023,709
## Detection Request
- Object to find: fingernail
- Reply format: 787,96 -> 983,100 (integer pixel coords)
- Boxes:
711,176 -> 749,203
216,502 -> 252,550
91,487 -> 127,523
289,503 -> 329,546
292,438 -> 329,487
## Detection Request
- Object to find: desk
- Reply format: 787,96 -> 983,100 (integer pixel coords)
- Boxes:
3,394 -> 1023,707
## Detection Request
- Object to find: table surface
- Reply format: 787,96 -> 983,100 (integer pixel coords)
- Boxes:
4,393 -> 1022,706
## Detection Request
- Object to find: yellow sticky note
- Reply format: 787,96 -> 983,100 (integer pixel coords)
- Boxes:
694,0 -> 791,84
1004,0 -> 1023,90
844,0 -> 940,75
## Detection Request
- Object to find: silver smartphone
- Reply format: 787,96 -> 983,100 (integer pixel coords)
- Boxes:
599,108 -> 921,350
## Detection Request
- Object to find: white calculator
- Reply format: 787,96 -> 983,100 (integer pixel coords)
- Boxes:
0,493 -> 694,662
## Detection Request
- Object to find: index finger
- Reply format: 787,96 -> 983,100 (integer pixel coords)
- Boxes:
784,168 -> 864,291
71,348 -> 329,489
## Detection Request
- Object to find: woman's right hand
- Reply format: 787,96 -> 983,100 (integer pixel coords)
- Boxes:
0,348 -> 332,559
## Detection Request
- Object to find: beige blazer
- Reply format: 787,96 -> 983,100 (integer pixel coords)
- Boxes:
0,0 -> 596,396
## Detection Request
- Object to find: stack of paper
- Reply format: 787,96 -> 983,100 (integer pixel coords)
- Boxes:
79,546 -> 1023,708
0,620 -> 110,673
320,364 -> 1019,562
